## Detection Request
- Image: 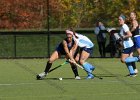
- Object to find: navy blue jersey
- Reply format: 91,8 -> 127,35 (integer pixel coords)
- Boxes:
56,38 -> 75,55
132,26 -> 139,37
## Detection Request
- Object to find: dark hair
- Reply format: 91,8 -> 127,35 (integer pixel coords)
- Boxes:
68,27 -> 78,38
130,11 -> 137,16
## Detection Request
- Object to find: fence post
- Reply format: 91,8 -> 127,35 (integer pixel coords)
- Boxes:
14,35 -> 16,58
47,0 -> 50,57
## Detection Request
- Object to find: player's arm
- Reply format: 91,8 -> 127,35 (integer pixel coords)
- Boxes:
131,20 -> 138,32
122,31 -> 132,39
70,40 -> 78,56
122,25 -> 132,39
62,40 -> 75,62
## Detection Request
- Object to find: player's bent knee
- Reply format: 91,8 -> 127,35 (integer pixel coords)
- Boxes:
120,59 -> 125,63
48,59 -> 54,63
79,60 -> 84,65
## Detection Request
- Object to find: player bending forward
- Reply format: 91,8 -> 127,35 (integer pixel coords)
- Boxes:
66,28 -> 95,79
36,30 -> 80,80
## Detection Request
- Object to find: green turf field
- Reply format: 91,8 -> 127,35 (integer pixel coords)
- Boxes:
0,58 -> 140,100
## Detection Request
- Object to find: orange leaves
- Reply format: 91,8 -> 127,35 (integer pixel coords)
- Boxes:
0,0 -> 48,30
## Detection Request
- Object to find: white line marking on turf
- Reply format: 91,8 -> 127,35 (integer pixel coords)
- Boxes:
0,82 -> 42,86
0,80 -> 140,86
0,92 -> 137,99
0,81 -> 119,86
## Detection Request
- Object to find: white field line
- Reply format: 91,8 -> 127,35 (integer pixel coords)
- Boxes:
0,80 -> 139,86
0,82 -> 42,86
0,92 -> 137,99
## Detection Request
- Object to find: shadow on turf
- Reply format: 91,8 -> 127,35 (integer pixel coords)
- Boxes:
39,74 -> 118,80
95,74 -> 118,77
45,78 -> 75,80
41,76 -> 88,80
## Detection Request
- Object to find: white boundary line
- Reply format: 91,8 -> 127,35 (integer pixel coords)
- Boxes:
0,82 -> 42,86
0,92 -> 137,99
0,80 -> 140,86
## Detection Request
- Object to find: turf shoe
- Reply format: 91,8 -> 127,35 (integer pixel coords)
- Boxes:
86,74 -> 94,79
75,76 -> 81,80
130,74 -> 137,77
126,73 -> 137,77
134,69 -> 138,74
36,72 -> 47,80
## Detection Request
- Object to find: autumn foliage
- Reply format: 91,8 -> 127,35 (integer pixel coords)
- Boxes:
0,0 -> 49,30
0,0 -> 140,30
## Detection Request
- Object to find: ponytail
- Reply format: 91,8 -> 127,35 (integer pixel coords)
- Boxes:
69,28 -> 78,39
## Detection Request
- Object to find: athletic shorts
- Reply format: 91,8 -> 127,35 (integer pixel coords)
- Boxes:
122,46 -> 134,54
134,36 -> 140,49
80,47 -> 93,55
56,45 -> 66,55
56,44 -> 79,56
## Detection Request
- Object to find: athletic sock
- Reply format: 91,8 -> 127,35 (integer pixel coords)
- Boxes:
71,64 -> 79,77
125,63 -> 135,75
125,57 -> 139,63
83,62 -> 95,76
86,62 -> 95,71
44,61 -> 52,74
131,62 -> 136,70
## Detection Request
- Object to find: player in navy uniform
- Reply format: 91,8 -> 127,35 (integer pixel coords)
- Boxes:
129,11 -> 140,74
36,31 -> 80,80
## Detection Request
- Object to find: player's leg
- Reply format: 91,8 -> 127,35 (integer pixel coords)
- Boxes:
71,51 -> 81,80
79,49 -> 95,79
124,56 -> 139,63
129,52 -> 138,74
121,53 -> 135,76
123,46 -> 139,63
37,51 -> 60,80
70,63 -> 81,80
44,51 -> 60,73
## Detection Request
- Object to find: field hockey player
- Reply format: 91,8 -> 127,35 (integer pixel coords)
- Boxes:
36,30 -> 81,80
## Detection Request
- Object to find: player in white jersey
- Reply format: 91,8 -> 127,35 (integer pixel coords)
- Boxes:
66,29 -> 95,79
122,13 -> 140,76
73,33 -> 94,48
118,15 -> 137,77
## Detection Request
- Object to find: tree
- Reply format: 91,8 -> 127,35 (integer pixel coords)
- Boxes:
0,0 -> 140,30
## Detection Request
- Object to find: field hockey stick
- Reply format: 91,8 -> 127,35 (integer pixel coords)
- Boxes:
69,60 -> 103,79
48,60 -> 69,73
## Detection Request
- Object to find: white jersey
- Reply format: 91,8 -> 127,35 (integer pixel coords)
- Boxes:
73,33 -> 94,48
120,24 -> 134,49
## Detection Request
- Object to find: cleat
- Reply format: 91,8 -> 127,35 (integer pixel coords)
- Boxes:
130,74 -> 137,77
86,75 -> 94,79
75,76 -> 81,80
126,73 -> 137,77
36,72 -> 47,80
134,69 -> 138,74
